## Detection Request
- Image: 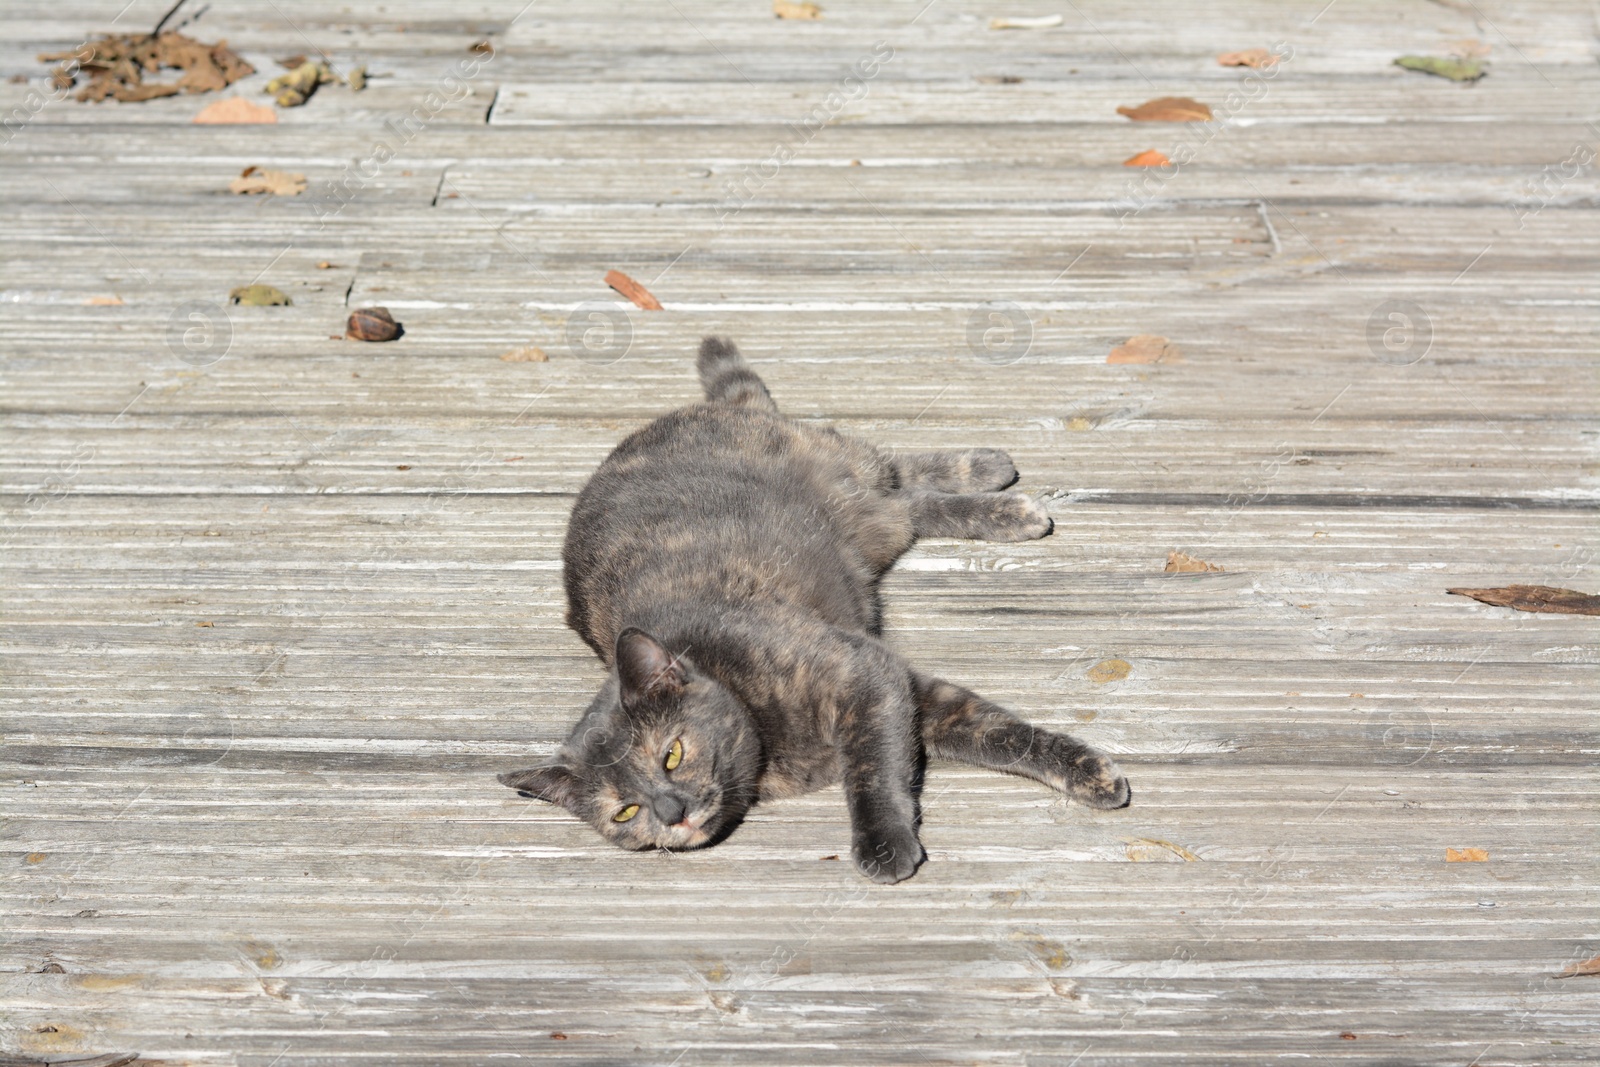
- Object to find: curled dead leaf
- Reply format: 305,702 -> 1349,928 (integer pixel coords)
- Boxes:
266,61 -> 335,107
773,0 -> 823,18
1123,149 -> 1171,168
1217,48 -> 1277,69
229,168 -> 307,196
1166,551 -> 1224,573
1108,335 -> 1181,364
194,96 -> 277,124
604,270 -> 663,311
346,307 -> 402,342
1447,585 -> 1600,616
1445,848 -> 1489,863
1117,97 -> 1212,122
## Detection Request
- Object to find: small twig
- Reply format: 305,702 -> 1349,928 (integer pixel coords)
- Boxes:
151,0 -> 187,36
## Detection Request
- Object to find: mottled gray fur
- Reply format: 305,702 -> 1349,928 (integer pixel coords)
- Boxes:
499,338 -> 1131,883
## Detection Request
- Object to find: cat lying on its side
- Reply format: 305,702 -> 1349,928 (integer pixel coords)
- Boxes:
499,338 -> 1131,883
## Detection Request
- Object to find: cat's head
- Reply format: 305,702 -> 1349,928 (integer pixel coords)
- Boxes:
498,628 -> 762,851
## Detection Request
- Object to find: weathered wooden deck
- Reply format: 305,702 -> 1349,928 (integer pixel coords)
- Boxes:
3,1 -> 1597,1064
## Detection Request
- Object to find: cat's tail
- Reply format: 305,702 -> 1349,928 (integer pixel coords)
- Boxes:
697,337 -> 778,413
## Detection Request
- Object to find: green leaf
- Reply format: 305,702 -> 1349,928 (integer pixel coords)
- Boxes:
229,284 -> 291,306
1394,55 -> 1487,82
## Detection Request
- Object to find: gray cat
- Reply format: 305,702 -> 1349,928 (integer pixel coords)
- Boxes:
499,338 -> 1131,883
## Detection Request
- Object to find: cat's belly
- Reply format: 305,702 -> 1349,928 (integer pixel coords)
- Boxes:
758,749 -> 842,801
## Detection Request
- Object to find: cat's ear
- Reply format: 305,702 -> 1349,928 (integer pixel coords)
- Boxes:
615,627 -> 686,706
498,764 -> 579,810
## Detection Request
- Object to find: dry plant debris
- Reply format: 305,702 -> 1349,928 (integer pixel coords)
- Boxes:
194,96 -> 276,123
1166,551 -> 1223,573
266,61 -> 337,107
604,270 -> 664,311
1217,48 -> 1277,69
1124,838 -> 1200,862
1446,585 -> 1600,616
346,307 -> 402,341
500,346 -> 549,362
1394,55 -> 1487,82
1445,848 -> 1489,862
39,29 -> 253,103
229,284 -> 290,306
1123,149 -> 1171,167
229,166 -> 306,196
1108,335 -> 1182,364
1117,97 -> 1213,122
773,1 -> 822,18
989,14 -> 1063,29
1555,955 -> 1600,979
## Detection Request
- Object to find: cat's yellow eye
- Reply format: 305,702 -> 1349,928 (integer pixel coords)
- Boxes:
664,739 -> 683,771
613,804 -> 640,823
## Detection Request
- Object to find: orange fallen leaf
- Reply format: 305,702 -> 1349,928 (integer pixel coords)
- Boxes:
604,270 -> 663,311
195,621 -> 214,627
1108,334 -> 1182,364
1554,954 -> 1600,979
1446,848 -> 1489,862
1166,551 -> 1224,573
85,295 -> 124,306
1117,96 -> 1212,122
25,853 -> 47,864
229,167 -> 306,196
193,96 -> 277,124
1217,48 -> 1277,69
1447,585 -> 1600,616
1123,149 -> 1171,167
500,346 -> 548,362
773,0 -> 822,18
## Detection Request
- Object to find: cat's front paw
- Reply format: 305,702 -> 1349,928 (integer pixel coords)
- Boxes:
1068,753 -> 1132,810
852,824 -> 925,884
987,492 -> 1054,542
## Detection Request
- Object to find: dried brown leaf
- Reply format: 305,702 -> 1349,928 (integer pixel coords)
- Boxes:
229,168 -> 307,196
194,96 -> 277,124
1117,96 -> 1213,122
604,270 -> 664,311
1447,585 -> 1600,616
1107,334 -> 1181,364
1166,551 -> 1224,573
1217,48 -> 1277,69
